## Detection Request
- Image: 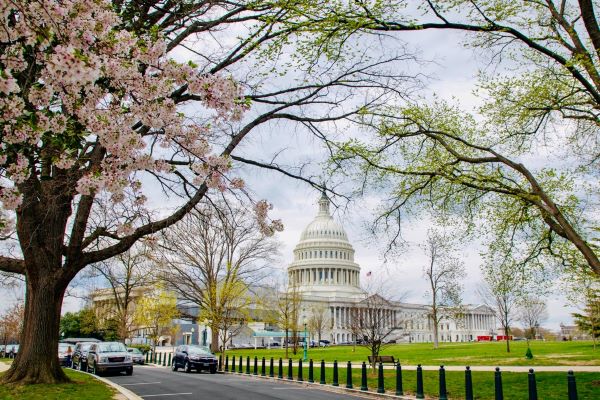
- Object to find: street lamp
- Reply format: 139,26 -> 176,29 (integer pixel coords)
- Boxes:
303,316 -> 308,362
191,327 -> 195,345
202,319 -> 208,347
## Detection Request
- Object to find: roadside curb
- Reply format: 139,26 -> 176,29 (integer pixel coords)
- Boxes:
75,369 -> 143,400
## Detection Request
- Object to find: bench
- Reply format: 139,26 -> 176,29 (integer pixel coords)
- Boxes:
368,355 -> 396,365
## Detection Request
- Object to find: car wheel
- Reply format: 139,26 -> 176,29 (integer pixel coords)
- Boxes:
126,367 -> 133,376
184,360 -> 191,373
171,361 -> 178,372
210,365 -> 217,374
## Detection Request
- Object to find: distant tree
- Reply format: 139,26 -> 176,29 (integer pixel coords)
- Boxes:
422,229 -> 465,349
518,296 -> 548,340
157,199 -> 279,352
349,293 -> 397,369
572,287 -> 600,348
479,267 -> 523,353
0,302 -> 24,355
133,288 -> 179,354
273,282 -> 302,359
59,308 -> 101,339
308,304 -> 330,346
88,245 -> 155,342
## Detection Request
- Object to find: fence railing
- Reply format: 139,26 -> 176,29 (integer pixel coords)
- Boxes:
143,351 -> 581,399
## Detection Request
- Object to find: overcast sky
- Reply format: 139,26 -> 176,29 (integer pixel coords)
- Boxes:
0,20 -> 579,332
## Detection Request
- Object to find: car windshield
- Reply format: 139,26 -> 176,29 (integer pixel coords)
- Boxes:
58,344 -> 70,351
98,343 -> 127,353
81,343 -> 92,351
187,346 -> 212,355
128,348 -> 142,354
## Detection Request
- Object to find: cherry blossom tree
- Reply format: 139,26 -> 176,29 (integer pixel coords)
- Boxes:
0,0 -> 412,384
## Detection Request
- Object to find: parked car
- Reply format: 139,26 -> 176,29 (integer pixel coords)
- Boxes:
319,340 -> 331,347
58,343 -> 72,366
71,342 -> 95,371
87,342 -> 133,376
127,347 -> 145,365
172,345 -> 217,374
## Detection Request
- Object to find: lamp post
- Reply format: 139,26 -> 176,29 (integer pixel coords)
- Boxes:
202,321 -> 207,347
191,327 -> 195,345
303,316 -> 308,362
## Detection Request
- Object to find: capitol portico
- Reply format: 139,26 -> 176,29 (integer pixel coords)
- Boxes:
290,193 -> 497,344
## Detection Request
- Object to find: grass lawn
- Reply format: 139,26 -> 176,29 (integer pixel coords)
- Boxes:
0,367 -> 116,400
223,340 -> 599,366
225,363 -> 600,400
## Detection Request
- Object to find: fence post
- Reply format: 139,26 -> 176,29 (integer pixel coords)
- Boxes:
495,367 -> 504,400
269,357 -> 274,377
528,368 -> 538,400
298,359 -> 303,382
465,366 -> 473,400
225,355 -> 229,372
253,356 -> 258,375
395,362 -> 403,396
320,360 -> 326,384
416,364 -> 424,399
346,361 -> 353,389
332,360 -> 339,386
360,361 -> 368,391
231,355 -> 235,373
377,362 -> 385,393
239,356 -> 243,373
246,356 -> 250,374
567,370 -> 578,400
261,357 -> 266,376
288,358 -> 293,380
439,365 -> 448,400
278,358 -> 283,379
167,353 -> 171,367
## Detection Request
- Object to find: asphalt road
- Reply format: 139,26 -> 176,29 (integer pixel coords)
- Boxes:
105,365 -> 368,400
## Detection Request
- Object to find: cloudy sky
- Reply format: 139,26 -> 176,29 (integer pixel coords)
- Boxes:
0,18 -> 579,332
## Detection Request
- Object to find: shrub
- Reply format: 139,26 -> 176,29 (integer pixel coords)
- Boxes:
525,347 -> 534,359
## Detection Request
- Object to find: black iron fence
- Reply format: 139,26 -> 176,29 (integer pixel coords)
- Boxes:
213,355 -> 581,400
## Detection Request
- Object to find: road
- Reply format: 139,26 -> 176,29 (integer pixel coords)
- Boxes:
105,365 -> 369,400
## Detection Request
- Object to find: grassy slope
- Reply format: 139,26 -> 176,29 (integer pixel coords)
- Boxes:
0,368 -> 116,400
223,340 -> 599,366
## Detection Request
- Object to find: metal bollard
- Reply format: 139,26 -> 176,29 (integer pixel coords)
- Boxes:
439,365 -> 448,400
261,357 -> 266,376
167,353 -> 171,367
278,357 -> 283,379
308,359 -> 314,383
360,361 -> 368,391
416,364 -> 424,399
287,358 -> 293,380
395,362 -> 403,396
246,356 -> 250,374
162,353 -> 166,366
346,361 -> 353,389
145,352 -> 149,363
377,362 -> 384,394
269,357 -> 274,377
465,366 -> 473,400
333,360 -> 339,386
231,355 -> 236,372
320,360 -> 326,384
253,356 -> 258,375
298,359 -> 303,382
528,368 -> 537,400
218,355 -> 222,371
158,352 -> 162,365
238,355 -> 243,373
567,370 -> 578,400
225,355 -> 229,372
495,367 -> 504,400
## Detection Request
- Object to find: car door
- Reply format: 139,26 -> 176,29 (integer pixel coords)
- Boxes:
174,346 -> 183,366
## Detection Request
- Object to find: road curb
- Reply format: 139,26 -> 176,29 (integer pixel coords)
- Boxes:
74,369 -> 143,400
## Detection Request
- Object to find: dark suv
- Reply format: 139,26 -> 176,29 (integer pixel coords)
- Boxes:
172,345 -> 217,374
71,342 -> 95,371
87,342 -> 133,375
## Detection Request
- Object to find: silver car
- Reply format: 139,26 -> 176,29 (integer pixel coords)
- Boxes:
87,342 -> 133,375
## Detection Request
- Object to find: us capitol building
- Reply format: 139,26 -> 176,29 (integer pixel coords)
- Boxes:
286,193 -> 496,344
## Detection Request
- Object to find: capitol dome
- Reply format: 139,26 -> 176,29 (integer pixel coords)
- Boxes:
288,193 -> 365,300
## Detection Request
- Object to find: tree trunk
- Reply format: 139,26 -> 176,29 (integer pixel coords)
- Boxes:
1,276 -> 69,384
285,329 -> 289,359
210,324 -> 219,352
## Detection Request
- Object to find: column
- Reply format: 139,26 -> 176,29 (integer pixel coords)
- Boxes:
333,306 -> 337,329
